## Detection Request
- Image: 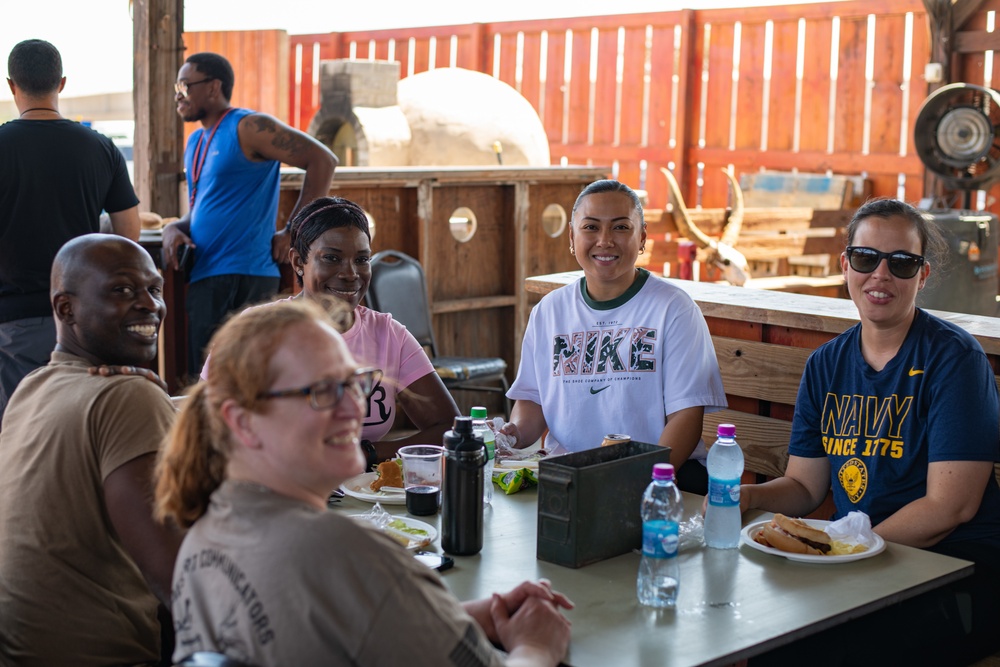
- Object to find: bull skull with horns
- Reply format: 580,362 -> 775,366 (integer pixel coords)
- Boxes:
661,167 -> 751,286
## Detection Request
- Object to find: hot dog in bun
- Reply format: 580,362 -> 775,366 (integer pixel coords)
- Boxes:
753,514 -> 832,556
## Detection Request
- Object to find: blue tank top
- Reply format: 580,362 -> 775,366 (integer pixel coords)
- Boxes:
183,108 -> 280,282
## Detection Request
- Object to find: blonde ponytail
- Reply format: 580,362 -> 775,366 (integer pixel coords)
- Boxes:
155,383 -> 228,527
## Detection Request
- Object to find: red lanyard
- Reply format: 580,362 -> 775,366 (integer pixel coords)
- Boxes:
188,107 -> 237,209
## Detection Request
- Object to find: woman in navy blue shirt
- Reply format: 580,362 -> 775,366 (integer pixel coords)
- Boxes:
744,198 -> 1000,666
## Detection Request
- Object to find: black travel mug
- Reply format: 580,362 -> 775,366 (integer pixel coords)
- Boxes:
441,416 -> 485,556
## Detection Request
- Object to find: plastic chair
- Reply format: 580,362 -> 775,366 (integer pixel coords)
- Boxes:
367,250 -> 512,419
173,652 -> 256,667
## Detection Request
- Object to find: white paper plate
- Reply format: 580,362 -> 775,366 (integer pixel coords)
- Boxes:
350,514 -> 437,550
495,458 -> 542,470
740,519 -> 886,563
340,472 -> 406,505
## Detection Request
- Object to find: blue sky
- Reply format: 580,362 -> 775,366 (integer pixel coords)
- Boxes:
0,0 -> 840,99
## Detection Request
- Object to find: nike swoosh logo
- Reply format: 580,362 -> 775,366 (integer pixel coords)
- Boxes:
908,368 -> 924,376
590,385 -> 611,395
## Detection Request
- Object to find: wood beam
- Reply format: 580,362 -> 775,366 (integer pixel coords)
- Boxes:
953,0 -> 989,31
133,0 -> 185,218
954,29 -> 1000,53
675,8 -> 696,195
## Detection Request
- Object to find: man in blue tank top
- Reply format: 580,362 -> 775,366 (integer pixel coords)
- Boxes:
162,52 -> 337,376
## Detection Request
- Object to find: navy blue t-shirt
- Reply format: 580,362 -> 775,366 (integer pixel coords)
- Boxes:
789,309 -> 1000,546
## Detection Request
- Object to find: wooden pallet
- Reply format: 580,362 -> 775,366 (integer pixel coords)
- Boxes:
644,207 -> 853,285
740,171 -> 872,209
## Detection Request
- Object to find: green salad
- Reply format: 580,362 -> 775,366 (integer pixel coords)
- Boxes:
388,519 -> 429,537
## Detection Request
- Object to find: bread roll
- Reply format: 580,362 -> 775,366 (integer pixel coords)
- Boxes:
139,211 -> 163,230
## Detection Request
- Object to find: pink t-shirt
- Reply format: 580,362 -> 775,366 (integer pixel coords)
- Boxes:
201,299 -> 435,442
346,305 -> 436,441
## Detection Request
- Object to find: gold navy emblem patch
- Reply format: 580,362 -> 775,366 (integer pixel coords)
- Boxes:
838,457 -> 868,504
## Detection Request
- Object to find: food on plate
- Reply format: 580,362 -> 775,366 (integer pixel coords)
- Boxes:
752,514 -> 835,556
385,519 -> 431,548
351,512 -> 433,549
829,540 -> 870,556
370,459 -> 403,491
496,449 -> 547,464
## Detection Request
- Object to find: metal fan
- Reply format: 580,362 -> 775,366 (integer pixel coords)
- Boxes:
914,83 -> 1000,191
912,82 -> 1000,317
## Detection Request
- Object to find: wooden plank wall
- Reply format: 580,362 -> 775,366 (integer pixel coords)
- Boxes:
956,0 -> 1000,105
185,0 -> 1000,218
180,30 -> 290,145
280,0 -> 931,210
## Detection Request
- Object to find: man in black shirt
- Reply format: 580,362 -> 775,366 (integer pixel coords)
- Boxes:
0,39 -> 140,424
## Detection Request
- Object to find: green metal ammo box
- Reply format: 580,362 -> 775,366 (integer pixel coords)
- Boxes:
536,441 -> 671,568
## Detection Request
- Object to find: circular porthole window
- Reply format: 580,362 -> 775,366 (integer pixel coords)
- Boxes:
449,206 -> 478,243
541,203 -> 567,238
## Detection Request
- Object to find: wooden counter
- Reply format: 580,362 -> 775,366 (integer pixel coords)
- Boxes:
526,271 -> 1000,355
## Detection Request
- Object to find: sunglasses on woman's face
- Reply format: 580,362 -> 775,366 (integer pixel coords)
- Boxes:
845,246 -> 925,279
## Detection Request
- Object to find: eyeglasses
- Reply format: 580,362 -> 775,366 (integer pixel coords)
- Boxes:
845,246 -> 925,279
173,78 -> 215,97
258,367 -> 382,411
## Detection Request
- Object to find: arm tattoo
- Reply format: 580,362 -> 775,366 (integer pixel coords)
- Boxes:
249,115 -> 307,157
250,116 -> 277,133
270,130 -> 308,157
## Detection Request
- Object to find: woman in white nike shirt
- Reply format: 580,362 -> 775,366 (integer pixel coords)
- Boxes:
500,179 -> 727,493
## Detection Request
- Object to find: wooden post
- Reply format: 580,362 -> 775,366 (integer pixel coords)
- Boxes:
417,179 -> 434,305
513,181 -> 530,371
132,0 -> 185,218
134,0 -> 186,390
675,9 -> 696,192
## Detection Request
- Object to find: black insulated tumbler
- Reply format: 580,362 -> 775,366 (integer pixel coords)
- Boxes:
441,416 -> 485,556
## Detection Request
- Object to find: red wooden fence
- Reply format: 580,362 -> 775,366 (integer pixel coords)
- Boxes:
185,0 -> 1000,214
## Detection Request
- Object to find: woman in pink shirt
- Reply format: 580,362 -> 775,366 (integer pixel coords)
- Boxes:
287,196 -> 460,466
203,196 -> 459,467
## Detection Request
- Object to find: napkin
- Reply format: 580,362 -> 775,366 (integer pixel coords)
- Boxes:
824,511 -> 878,549
491,417 -> 540,460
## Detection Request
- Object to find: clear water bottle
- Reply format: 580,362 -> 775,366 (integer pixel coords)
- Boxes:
470,406 -> 494,506
704,423 -> 744,549
637,462 -> 683,608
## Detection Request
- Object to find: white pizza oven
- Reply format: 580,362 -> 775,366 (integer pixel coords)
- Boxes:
307,60 -> 550,168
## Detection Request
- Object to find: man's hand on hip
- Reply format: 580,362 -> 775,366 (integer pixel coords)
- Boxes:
271,227 -> 291,264
162,221 -> 194,271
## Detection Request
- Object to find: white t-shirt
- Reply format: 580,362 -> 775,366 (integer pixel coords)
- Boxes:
508,269 -> 727,458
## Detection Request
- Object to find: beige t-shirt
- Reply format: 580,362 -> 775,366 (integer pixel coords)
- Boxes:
0,352 -> 175,666
172,480 -> 506,666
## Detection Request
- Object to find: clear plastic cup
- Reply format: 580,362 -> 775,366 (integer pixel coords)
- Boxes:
398,445 -> 444,516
